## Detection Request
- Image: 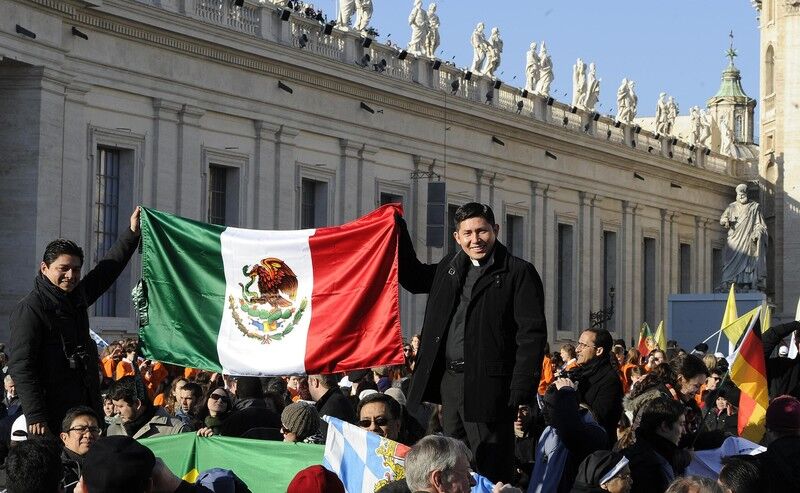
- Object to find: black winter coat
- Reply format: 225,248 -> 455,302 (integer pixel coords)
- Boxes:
398,221 -> 547,422
762,321 -> 800,399
573,356 -> 623,445
9,228 -> 139,430
756,435 -> 800,493
316,386 -> 356,439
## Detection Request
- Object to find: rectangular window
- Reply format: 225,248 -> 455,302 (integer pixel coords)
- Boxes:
94,147 -> 133,317
207,165 -> 240,227
445,204 -> 460,255
680,243 -> 692,294
380,192 -> 403,206
301,178 -> 328,229
642,237 -> 656,328
506,214 -> 524,257
712,248 -> 723,290
557,224 -> 574,331
603,231 -> 617,330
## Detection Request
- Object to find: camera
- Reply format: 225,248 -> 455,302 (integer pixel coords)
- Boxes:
68,348 -> 91,370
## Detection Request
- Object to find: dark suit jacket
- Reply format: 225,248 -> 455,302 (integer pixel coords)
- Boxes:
397,220 -> 547,422
316,387 -> 356,438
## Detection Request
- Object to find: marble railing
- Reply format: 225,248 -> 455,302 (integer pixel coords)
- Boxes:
130,0 -> 740,176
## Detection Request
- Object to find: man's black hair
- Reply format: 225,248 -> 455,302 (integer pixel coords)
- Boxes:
357,392 -> 401,421
453,202 -> 495,229
181,381 -> 203,399
6,437 -> 64,493
42,238 -> 84,267
719,455 -> 760,493
637,397 -> 685,435
582,327 -> 613,356
61,405 -> 100,433
107,376 -> 146,407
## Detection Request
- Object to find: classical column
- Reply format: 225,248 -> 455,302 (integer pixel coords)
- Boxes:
151,99 -> 182,211
578,192 -> 598,329
658,209 -> 676,324
701,218 -> 711,292
475,169 -> 485,202
253,120 -> 280,229
412,154 -> 437,263
176,104 -> 205,219
693,216 -> 705,293
358,144 -> 379,216
63,82 -> 92,235
338,138 -> 362,223
530,182 -> 549,268
621,201 -> 639,343
274,125 -> 299,229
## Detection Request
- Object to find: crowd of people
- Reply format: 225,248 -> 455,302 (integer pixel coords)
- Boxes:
2,203 -> 800,493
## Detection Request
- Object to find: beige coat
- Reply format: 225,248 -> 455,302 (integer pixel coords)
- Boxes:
106,407 -> 187,439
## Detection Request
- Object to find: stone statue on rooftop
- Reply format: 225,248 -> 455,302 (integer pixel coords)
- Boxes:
535,42 -> 553,97
484,27 -> 503,77
337,0 -> 356,29
666,96 -> 678,135
698,110 -> 712,147
582,62 -> 600,112
354,0 -> 373,32
655,93 -> 669,134
719,113 -> 735,157
688,106 -> 701,145
720,183 -> 768,291
470,22 -> 488,73
572,58 -> 586,108
524,42 -> 539,93
425,3 -> 440,58
407,0 -> 429,56
616,78 -> 631,122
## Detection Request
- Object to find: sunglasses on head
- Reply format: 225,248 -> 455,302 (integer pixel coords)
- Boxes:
358,416 -> 390,428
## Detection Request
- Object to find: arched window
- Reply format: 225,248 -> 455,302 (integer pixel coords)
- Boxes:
735,114 -> 744,141
765,45 -> 775,95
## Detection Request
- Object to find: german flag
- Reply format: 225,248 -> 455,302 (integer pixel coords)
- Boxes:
728,306 -> 769,442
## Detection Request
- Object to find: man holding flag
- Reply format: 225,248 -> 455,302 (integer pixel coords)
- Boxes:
397,203 -> 547,484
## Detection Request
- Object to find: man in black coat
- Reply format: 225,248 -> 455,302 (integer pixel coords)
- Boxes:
308,373 -> 356,439
397,202 -> 547,483
9,208 -> 141,436
572,328 -> 623,445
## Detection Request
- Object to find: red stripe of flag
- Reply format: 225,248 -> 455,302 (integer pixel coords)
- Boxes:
730,310 -> 769,442
304,204 -> 404,373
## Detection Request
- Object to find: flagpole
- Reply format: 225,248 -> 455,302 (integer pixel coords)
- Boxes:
714,326 -> 724,354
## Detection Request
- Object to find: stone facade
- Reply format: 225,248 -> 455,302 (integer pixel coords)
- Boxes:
0,0 -> 745,345
753,0 -> 800,322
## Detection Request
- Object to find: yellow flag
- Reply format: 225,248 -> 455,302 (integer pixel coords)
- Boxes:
723,307 -> 760,348
654,320 -> 667,351
762,302 -> 772,333
721,284 -> 739,349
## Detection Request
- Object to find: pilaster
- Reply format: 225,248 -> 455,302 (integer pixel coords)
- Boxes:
275,125 -> 299,229
338,138 -> 362,223
253,120 -> 280,228
151,98 -> 182,211
176,104 -> 205,219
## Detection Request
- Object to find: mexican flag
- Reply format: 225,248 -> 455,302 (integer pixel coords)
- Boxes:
141,433 -> 324,491
137,205 -> 404,376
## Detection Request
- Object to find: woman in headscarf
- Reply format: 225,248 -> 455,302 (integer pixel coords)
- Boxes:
571,450 -> 632,493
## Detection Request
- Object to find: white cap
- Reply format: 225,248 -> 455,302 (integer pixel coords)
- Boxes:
11,414 -> 27,442
338,376 -> 353,388
359,389 -> 378,401
714,352 -> 725,359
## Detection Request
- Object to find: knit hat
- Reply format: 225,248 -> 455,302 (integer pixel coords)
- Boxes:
384,387 -> 407,407
766,395 -> 800,433
573,450 -> 629,490
82,436 -> 156,491
287,465 -> 344,493
281,402 -> 320,441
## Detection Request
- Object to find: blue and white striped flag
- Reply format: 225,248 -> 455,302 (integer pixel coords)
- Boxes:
322,416 -> 495,493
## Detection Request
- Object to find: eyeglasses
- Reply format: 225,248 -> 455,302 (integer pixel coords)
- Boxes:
209,393 -> 229,402
68,425 -> 101,434
358,416 -> 390,428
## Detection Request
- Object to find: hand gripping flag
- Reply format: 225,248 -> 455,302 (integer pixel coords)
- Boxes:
137,205 -> 404,375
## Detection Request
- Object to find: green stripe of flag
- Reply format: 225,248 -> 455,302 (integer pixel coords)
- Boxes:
139,207 -> 226,372
141,434 -> 324,492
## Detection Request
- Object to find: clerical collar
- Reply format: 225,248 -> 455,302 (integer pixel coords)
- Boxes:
470,253 -> 494,268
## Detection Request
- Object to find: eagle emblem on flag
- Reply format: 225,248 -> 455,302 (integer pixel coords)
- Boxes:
227,257 -> 308,344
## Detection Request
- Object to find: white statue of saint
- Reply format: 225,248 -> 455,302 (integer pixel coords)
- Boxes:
719,113 -> 736,157
616,78 -> 630,122
572,58 -> 586,108
688,106 -> 701,145
581,62 -> 600,111
524,42 -> 540,93
535,42 -> 553,97
484,27 -> 503,77
337,0 -> 356,29
626,80 -> 638,121
424,3 -> 440,58
699,110 -> 712,147
354,0 -> 373,32
407,0 -> 429,56
470,22 -> 488,73
666,96 -> 678,135
655,93 -> 669,134
719,183 -> 768,290
271,0 -> 290,6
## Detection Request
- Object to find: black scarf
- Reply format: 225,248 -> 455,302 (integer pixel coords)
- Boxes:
34,273 -> 87,313
638,430 -> 691,474
124,404 -> 157,437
